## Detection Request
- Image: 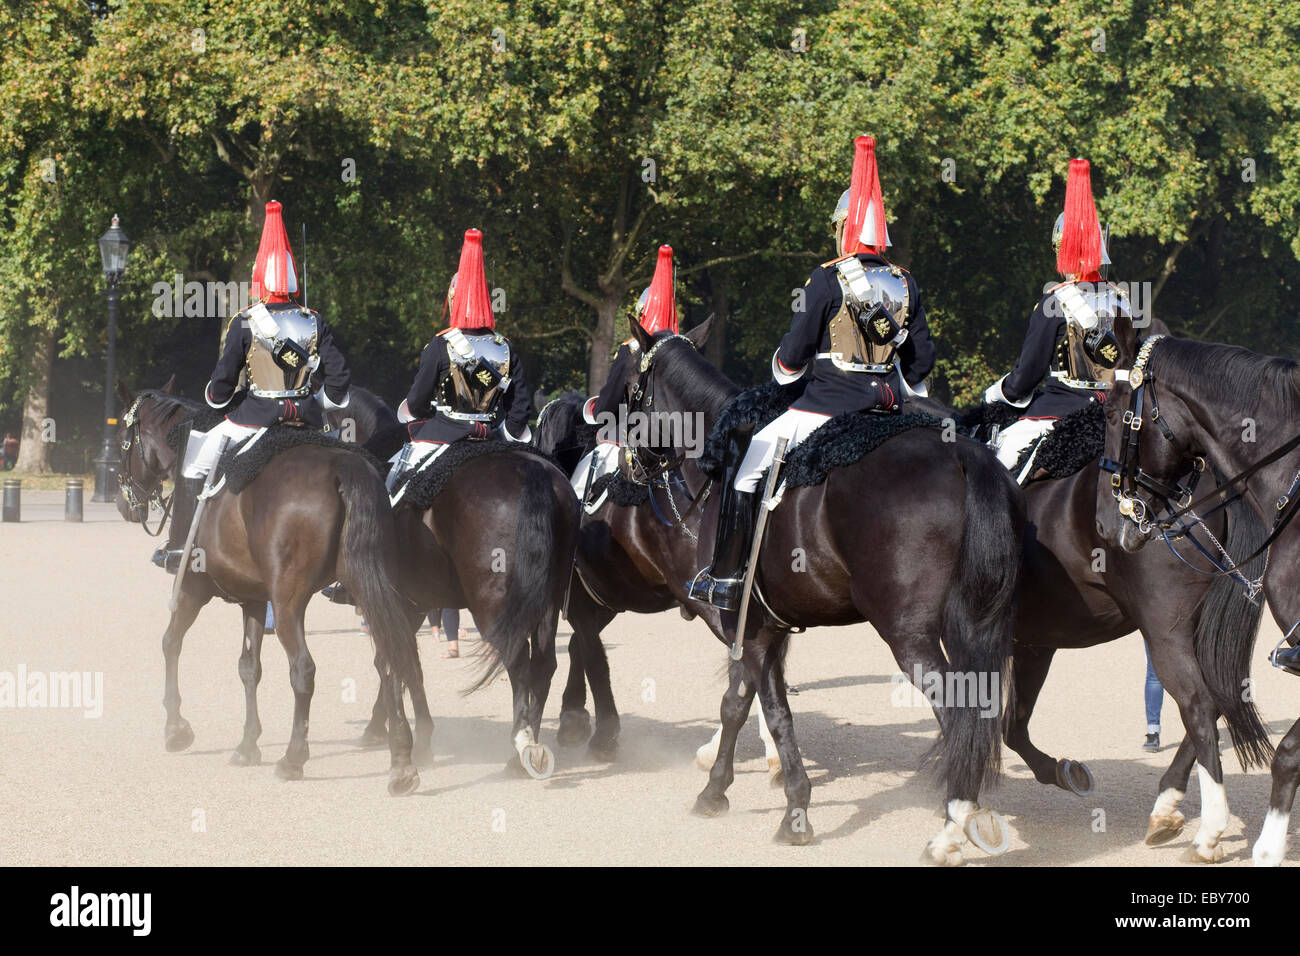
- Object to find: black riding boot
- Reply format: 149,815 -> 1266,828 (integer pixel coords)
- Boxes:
686,426 -> 759,611
1273,643 -> 1300,675
152,476 -> 204,574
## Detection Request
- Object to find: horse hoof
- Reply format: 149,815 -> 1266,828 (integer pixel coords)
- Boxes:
387,766 -> 420,796
965,808 -> 1011,856
692,792 -> 730,817
556,710 -> 592,748
275,757 -> 304,781
164,721 -> 195,752
1182,842 -> 1225,864
775,815 -> 813,845
520,743 -> 554,780
1145,812 -> 1186,846
358,725 -> 388,748
229,745 -> 261,766
1056,759 -> 1095,796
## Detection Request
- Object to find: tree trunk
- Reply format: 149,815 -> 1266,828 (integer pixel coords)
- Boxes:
587,295 -> 623,392
14,325 -> 54,473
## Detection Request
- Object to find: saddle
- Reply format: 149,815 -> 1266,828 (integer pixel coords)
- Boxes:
699,380 -> 942,490
378,438 -> 559,513
959,400 -> 1105,484
216,425 -> 381,495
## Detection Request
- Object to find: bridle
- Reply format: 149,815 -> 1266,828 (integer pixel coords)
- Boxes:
118,395 -> 174,537
621,333 -> 711,536
1100,334 -> 1300,598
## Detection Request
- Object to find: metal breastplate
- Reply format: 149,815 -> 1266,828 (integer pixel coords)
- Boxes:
1049,281 -> 1131,390
245,304 -> 320,398
826,261 -> 911,372
437,332 -> 513,422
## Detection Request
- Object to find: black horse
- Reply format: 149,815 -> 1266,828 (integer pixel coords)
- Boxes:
115,383 -> 423,794
541,329 -> 1271,862
329,387 -> 580,778
1095,334 -> 1300,865
545,318 -> 1024,864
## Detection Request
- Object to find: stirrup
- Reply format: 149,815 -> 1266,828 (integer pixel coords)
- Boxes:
1270,636 -> 1300,676
151,548 -> 183,575
321,582 -> 354,606
686,568 -> 742,611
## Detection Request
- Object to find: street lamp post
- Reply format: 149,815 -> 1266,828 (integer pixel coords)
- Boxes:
92,214 -> 130,502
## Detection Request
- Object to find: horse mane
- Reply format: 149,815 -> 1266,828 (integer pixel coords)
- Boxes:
338,385 -> 399,434
1155,337 -> 1298,419
136,389 -> 202,416
534,390 -> 585,455
650,333 -> 740,415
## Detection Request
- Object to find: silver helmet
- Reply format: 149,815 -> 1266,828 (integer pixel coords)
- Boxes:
1051,212 -> 1112,266
636,286 -> 650,317
831,188 -> 891,250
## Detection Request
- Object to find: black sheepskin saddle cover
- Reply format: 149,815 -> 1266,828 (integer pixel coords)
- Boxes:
164,391 -> 248,450
388,440 -> 558,513
953,398 -> 1104,482
697,380 -> 942,490
1010,403 -> 1104,480
589,469 -> 650,507
218,426 -> 381,495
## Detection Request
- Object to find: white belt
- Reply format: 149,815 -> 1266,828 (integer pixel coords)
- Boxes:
814,353 -> 895,374
1049,371 -> 1112,390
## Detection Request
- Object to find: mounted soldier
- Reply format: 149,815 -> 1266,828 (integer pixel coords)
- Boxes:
572,243 -> 680,499
152,200 -> 351,571
686,135 -> 935,610
386,228 -> 532,496
984,158 -> 1130,483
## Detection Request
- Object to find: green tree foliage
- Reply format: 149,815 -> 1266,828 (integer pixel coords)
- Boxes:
1,0 -> 1297,459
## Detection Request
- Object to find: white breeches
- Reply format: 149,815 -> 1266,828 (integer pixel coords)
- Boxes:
571,442 -> 620,497
181,419 -> 260,479
735,408 -> 831,493
991,418 -> 1056,476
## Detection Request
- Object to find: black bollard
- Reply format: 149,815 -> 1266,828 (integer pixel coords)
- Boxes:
2,478 -> 19,523
65,478 -> 83,522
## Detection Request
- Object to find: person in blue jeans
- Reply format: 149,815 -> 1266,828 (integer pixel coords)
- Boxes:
1144,643 -> 1164,751
429,608 -> 468,658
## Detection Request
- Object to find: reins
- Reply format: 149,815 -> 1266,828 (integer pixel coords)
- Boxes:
1101,335 -> 1300,599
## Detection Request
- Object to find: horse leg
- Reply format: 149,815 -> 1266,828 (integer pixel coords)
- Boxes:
272,594 -> 314,781
693,647 -> 757,818
230,601 -> 266,765
527,618 -> 558,744
581,620 -> 621,761
1003,644 -> 1093,794
1254,716 -> 1300,866
1145,633 -> 1228,862
557,622 -> 591,747
758,705 -> 783,785
1146,737 -> 1198,845
384,658 -> 419,796
361,676 -> 389,747
404,608 -> 434,764
506,640 -> 554,780
162,588 -> 206,752
755,630 -> 812,845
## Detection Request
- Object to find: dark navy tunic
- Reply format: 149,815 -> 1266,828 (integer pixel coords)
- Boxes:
775,252 -> 934,415
206,309 -> 351,428
1002,291 -> 1107,420
403,327 -> 532,443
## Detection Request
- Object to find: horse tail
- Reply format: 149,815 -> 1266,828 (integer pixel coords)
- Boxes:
335,456 -> 422,693
468,460 -> 560,691
1193,493 -> 1273,770
929,444 -> 1022,799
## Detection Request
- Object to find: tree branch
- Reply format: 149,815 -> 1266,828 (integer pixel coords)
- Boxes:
559,222 -> 601,309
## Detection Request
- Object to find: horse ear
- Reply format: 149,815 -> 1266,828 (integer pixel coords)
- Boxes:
628,314 -> 653,353
684,315 -> 714,350
116,381 -> 133,407
159,374 -> 177,395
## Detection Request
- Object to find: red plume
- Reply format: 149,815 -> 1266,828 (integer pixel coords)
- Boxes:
1057,158 -> 1102,280
843,136 -> 889,255
448,228 -> 495,330
639,245 -> 678,335
251,200 -> 297,302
